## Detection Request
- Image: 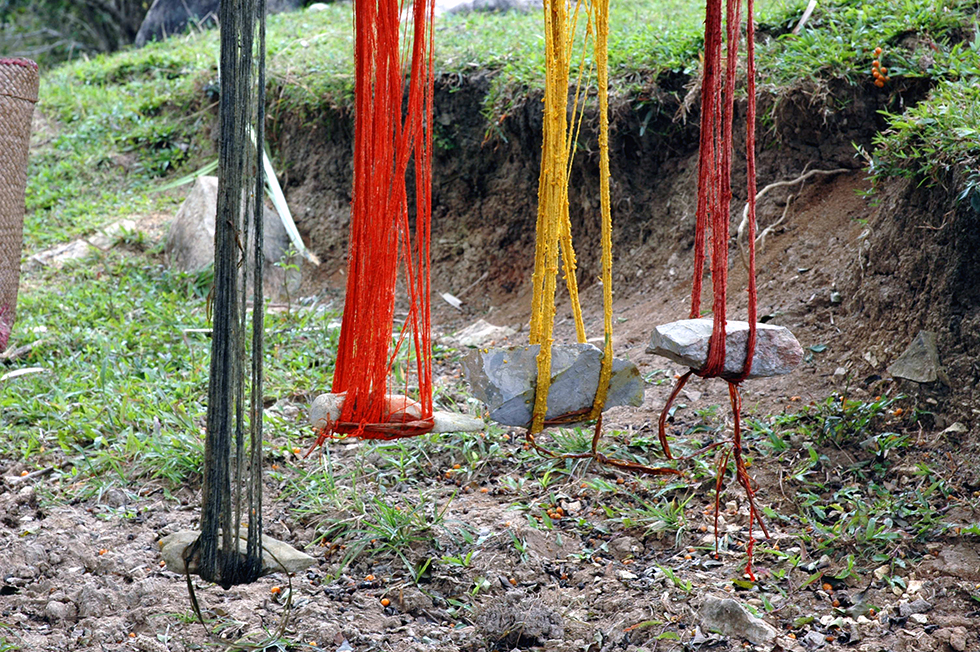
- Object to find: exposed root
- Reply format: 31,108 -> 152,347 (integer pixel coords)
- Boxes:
737,167 -> 852,270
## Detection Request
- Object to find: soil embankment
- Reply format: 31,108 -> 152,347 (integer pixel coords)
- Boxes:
273,73 -> 977,430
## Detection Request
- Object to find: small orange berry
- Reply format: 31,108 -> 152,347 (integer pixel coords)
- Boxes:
271,586 -> 281,594
453,464 -> 461,470
99,548 -> 108,556
365,574 -> 375,581
292,447 -> 301,454
129,633 -> 136,638
479,487 -> 489,493
684,554 -> 692,560
821,583 -> 833,592
833,599 -> 841,607
874,46 -> 882,55
19,471 -> 28,477
509,577 -> 518,585
879,67 -> 887,75
875,79 -> 885,88
381,598 -> 391,607
873,59 -> 880,67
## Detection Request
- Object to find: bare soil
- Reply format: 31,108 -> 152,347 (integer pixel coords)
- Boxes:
2,73 -> 979,652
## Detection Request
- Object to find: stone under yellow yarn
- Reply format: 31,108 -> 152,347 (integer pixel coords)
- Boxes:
528,0 -> 613,433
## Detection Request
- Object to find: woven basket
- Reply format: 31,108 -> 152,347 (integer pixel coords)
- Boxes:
0,58 -> 39,352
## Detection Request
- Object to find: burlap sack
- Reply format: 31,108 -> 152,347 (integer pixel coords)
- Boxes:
0,58 -> 39,351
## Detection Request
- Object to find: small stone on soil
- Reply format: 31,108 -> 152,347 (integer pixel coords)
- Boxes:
699,595 -> 777,646
887,330 -> 941,383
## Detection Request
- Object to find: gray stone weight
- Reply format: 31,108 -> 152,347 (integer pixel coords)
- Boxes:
159,530 -> 315,577
647,319 -> 802,379
462,343 -> 644,427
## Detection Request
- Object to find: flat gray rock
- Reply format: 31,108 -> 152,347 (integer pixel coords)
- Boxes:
647,319 -> 802,379
700,596 -> 777,645
462,343 -> 644,427
159,530 -> 315,577
887,330 -> 940,383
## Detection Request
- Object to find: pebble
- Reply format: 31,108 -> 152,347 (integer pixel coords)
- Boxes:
44,600 -> 73,623
909,613 -> 928,624
946,626 -> 968,652
803,630 -> 827,647
898,598 -> 932,617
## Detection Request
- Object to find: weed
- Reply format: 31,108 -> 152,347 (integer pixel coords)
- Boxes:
766,392 -> 902,447
657,565 -> 693,593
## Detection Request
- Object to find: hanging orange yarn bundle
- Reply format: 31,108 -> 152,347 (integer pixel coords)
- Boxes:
314,0 -> 436,444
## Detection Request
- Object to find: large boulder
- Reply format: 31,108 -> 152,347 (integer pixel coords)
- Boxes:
135,0 -> 303,47
164,175 -> 300,298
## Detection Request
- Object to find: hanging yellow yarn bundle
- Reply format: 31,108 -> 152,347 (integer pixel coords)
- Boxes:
528,0 -> 613,433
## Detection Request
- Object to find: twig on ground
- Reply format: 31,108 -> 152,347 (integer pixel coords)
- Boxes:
9,463 -> 71,485
0,339 -> 48,362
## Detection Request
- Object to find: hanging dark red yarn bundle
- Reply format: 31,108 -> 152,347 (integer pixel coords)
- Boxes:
657,0 -> 769,578
314,0 -> 436,445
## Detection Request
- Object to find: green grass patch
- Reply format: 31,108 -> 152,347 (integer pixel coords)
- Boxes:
26,0 -> 980,253
0,249 -> 337,497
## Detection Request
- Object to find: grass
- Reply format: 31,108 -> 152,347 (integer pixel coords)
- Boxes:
873,78 -> 980,199
745,393 -> 966,564
1,247 -> 337,500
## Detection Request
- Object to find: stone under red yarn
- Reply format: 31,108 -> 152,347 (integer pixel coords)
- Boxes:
690,0 -> 758,378
318,0 -> 435,443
